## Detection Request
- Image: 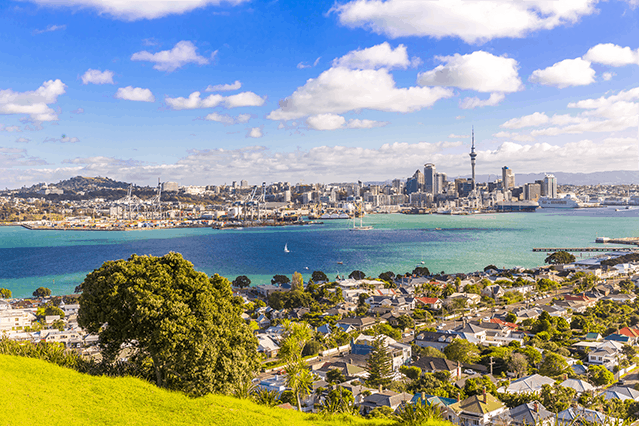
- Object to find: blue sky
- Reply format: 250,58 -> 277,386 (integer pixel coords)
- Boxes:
1,0 -> 639,188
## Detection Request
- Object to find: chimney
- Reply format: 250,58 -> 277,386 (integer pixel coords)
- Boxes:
379,384 -> 382,393
534,402 -> 539,413
457,392 -> 460,403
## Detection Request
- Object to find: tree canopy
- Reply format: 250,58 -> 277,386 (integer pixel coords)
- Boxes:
366,336 -> 392,389
349,270 -> 366,280
311,270 -> 328,283
232,275 -> 251,289
0,288 -> 11,299
291,272 -> 304,292
77,252 -> 258,397
271,274 -> 291,286
33,287 -> 51,298
412,267 -> 430,277
545,251 -> 576,265
444,339 -> 480,364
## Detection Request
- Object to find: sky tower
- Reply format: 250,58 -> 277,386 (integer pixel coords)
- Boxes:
469,126 -> 477,190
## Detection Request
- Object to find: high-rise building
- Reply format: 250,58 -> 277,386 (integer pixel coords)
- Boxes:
240,180 -> 249,188
469,127 -> 477,190
424,163 -> 436,194
502,166 -> 515,190
524,183 -> 541,201
407,169 -> 425,194
544,174 -> 558,198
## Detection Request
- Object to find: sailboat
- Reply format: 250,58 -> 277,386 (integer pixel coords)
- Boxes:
349,203 -> 373,231
284,243 -> 290,253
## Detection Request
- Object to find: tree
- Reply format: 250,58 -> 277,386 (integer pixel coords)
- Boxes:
444,339 -> 480,364
588,365 -> 614,386
396,315 -> 415,330
291,271 -> 304,292
0,288 -> 11,299
33,287 -> 51,298
77,253 -> 259,397
312,270 -> 328,283
271,274 -> 290,286
399,365 -> 422,381
366,336 -> 392,389
326,368 -> 346,384
378,271 -> 395,282
508,353 -> 529,378
412,267 -> 430,277
545,251 -> 576,265
37,304 -> 64,319
484,265 -> 498,272
232,275 -> 251,289
442,285 -> 455,298
349,270 -> 366,280
540,384 -> 575,413
280,321 -> 315,410
539,352 -> 568,377
505,313 -> 518,324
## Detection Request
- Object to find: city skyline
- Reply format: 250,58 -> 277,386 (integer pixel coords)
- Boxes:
1,0 -> 639,188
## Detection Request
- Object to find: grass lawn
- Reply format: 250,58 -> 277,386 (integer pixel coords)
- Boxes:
0,354 -> 452,426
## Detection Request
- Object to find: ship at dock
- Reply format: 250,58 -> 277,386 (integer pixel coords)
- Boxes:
538,195 -> 585,209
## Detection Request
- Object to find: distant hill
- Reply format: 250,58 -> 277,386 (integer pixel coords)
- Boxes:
2,354 -> 449,426
53,176 -> 133,191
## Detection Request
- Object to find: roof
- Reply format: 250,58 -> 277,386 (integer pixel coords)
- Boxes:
618,327 -> 639,338
505,374 -> 555,393
449,393 -> 504,415
600,386 -> 639,401
411,356 -> 459,372
490,318 -> 518,329
415,297 -> 440,304
557,407 -> 621,425
506,402 -> 553,424
560,378 -> 595,393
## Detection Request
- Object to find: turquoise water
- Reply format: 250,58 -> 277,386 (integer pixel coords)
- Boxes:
1,207 -> 638,298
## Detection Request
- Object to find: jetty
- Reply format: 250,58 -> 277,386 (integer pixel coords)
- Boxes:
532,247 -> 639,253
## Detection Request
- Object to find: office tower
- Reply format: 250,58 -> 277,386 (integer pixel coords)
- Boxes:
544,174 -> 558,198
424,163 -> 436,194
502,166 -> 515,190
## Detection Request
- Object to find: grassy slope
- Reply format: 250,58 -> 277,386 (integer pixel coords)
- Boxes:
0,355 -> 452,426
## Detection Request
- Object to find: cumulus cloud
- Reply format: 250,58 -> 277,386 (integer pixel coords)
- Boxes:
529,58 -> 595,88
332,0 -> 597,43
583,43 -> 639,66
32,24 -> 66,35
267,67 -> 453,121
205,81 -> 242,92
131,41 -> 213,72
204,112 -> 251,125
0,79 -> 66,122
246,127 -> 263,138
501,112 -> 550,129
71,107 -> 84,114
15,137 -> 30,143
460,93 -> 506,109
0,125 -> 21,132
0,147 -> 47,169
305,113 -> 388,130
21,0 -> 249,21
418,51 -> 522,94
448,134 -> 468,139
332,42 -> 418,70
492,131 -> 535,142
115,86 -> 155,102
165,91 -> 265,110
81,69 -> 114,85
602,72 -> 615,81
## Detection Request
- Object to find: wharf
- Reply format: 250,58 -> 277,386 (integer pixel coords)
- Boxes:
532,247 -> 639,253
212,220 -> 322,229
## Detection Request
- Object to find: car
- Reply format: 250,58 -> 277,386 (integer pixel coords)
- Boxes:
464,369 -> 475,375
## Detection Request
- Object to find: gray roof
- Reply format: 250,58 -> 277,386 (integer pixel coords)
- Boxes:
506,374 -> 555,393
600,385 -> 639,401
506,402 -> 553,425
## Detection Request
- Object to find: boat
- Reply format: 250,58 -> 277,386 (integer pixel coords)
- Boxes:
538,195 -> 584,209
284,243 -> 290,253
337,261 -> 343,265
349,202 -> 373,231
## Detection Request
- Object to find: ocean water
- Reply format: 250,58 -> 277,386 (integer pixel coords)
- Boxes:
1,207 -> 639,298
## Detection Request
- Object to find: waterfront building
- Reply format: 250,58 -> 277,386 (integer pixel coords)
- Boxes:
544,174 -> 558,198
502,167 -> 515,190
524,183 -> 541,201
424,163 -> 436,194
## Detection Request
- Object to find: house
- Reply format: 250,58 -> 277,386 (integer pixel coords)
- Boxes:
498,374 -> 555,394
446,292 -> 481,306
512,307 -> 541,322
414,331 -> 457,351
599,385 -> 639,402
496,401 -> 555,426
415,297 -> 443,310
447,392 -> 507,426
588,347 -> 618,366
359,390 -> 413,415
315,361 -> 368,380
617,326 -> 639,342
584,332 -> 602,341
481,285 -> 504,299
0,309 -> 36,332
338,382 -> 378,404
559,378 -> 595,394
256,334 -> 280,358
410,356 -> 461,379
557,407 -> 622,425
410,392 -> 458,409
336,316 -> 377,331
351,334 -> 412,371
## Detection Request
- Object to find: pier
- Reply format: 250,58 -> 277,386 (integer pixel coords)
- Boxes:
532,247 -> 639,253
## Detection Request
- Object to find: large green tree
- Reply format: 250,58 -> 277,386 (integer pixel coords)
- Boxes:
33,287 -> 51,298
0,288 -> 11,299
77,252 -> 258,397
545,251 -> 576,265
444,339 -> 480,364
366,336 -> 392,389
312,270 -> 328,283
232,275 -> 251,289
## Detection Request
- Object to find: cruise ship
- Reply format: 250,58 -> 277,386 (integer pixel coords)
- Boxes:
538,195 -> 584,209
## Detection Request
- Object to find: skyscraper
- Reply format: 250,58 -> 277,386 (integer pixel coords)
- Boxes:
502,166 -> 515,190
544,174 -> 558,198
424,163 -> 436,194
469,127 -> 477,190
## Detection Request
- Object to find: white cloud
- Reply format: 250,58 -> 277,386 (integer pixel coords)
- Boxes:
583,43 -> 639,66
305,113 -> 389,131
43,135 -> 80,143
165,91 -> 265,110
247,127 -> 263,138
33,24 -> 66,35
131,41 -> 213,72
267,67 -> 453,121
602,72 -> 615,81
297,57 -> 322,69
332,0 -> 597,43
460,93 -> 506,109
491,130 -> 535,142
71,107 -> 84,114
204,112 -> 251,125
448,134 -> 468,139
418,51 -> 522,93
205,81 -> 242,92
0,79 -> 66,122
332,42 -> 417,70
115,86 -> 155,102
22,0 -> 249,21
81,69 -> 114,85
501,112 -> 549,129
0,147 -> 47,169
529,58 -> 595,88
15,137 -> 30,143
0,125 -> 21,132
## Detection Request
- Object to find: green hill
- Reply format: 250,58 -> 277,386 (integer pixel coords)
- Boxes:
0,354 -> 450,426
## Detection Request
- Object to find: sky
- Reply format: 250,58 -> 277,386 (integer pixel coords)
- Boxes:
1,0 -> 639,189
